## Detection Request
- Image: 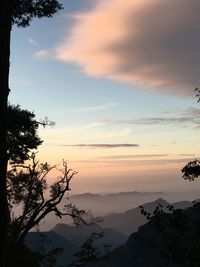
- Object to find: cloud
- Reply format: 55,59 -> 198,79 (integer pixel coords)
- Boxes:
100,154 -> 169,159
92,129 -> 131,139
99,154 -> 197,160
66,102 -> 119,113
40,0 -> 200,95
86,104 -> 200,128
35,49 -> 49,58
28,38 -> 39,47
98,115 -> 200,127
73,157 -> 193,165
60,143 -> 139,148
115,117 -> 198,125
184,107 -> 200,116
178,154 -> 196,157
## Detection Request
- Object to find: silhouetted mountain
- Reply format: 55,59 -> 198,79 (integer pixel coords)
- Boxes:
26,223 -> 127,266
52,223 -> 127,249
103,198 -> 194,235
103,198 -> 169,235
173,200 -> 195,209
26,198 -> 197,267
70,192 -> 102,200
26,231 -> 78,266
38,191 -> 166,231
88,203 -> 200,267
70,191 -> 164,199
38,191 -> 198,231
89,224 -> 178,267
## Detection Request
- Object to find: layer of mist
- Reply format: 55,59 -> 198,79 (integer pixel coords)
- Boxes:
37,190 -> 200,231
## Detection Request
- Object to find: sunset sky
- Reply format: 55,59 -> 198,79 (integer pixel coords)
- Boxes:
9,0 -> 200,194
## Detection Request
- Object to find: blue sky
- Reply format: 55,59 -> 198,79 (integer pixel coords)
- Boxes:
9,0 -> 200,194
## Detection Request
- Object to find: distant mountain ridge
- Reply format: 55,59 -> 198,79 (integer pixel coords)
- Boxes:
102,198 -> 167,235
89,201 -> 200,267
26,222 -> 128,266
52,223 -> 128,249
70,191 -> 164,199
26,230 -> 78,266
68,191 -> 165,216
26,197 -> 195,266
37,191 -> 167,231
103,198 -> 193,235
70,192 -> 102,199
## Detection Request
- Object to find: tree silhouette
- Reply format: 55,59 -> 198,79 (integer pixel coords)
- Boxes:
5,105 -> 99,266
7,242 -> 43,267
7,104 -> 45,164
195,87 -> 200,103
182,159 -> 200,181
7,153 -> 94,266
139,201 -> 200,267
0,2 -> 62,266
68,232 -> 111,267
137,89 -> 200,266
181,88 -> 200,180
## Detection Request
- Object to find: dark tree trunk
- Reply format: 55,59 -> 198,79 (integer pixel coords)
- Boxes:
0,1 -> 12,266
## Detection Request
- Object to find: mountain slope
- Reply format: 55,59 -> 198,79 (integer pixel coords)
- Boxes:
26,231 -> 78,266
103,198 -> 195,235
87,203 -> 200,267
25,221 -> 128,266
103,198 -> 169,235
52,223 -> 128,249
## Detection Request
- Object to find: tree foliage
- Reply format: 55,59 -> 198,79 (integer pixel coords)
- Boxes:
6,153 -> 98,266
2,104 -> 101,266
69,232 -> 111,267
7,105 -> 43,164
181,87 -> 200,181
139,202 -> 200,267
4,105 -> 105,266
11,0 -> 63,27
0,2 -> 63,266
137,88 -> 200,266
195,87 -> 200,103
7,242 -> 43,267
7,154 -> 88,245
182,159 -> 200,181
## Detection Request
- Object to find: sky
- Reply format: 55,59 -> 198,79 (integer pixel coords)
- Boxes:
9,0 -> 200,195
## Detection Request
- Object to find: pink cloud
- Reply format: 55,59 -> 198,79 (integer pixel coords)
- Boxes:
39,0 -> 200,95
